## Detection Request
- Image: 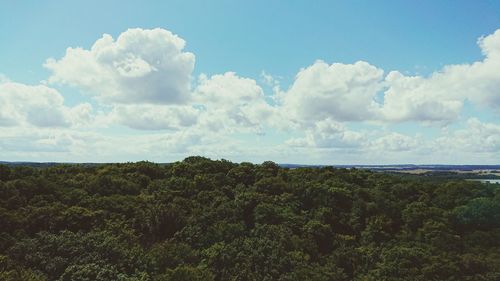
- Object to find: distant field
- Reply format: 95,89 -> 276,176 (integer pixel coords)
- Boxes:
278,164 -> 500,180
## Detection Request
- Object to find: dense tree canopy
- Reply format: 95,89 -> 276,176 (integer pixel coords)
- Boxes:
0,158 -> 499,280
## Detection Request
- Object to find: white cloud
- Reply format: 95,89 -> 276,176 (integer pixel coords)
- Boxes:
2,27 -> 500,164
381,29 -> 500,122
45,28 -> 195,105
277,29 -> 500,126
260,70 -> 281,87
67,103 -> 95,127
0,82 -> 90,128
286,121 -> 421,153
436,118 -> 500,153
479,29 -> 500,58
381,71 -> 464,123
197,72 -> 264,107
0,135 -> 72,153
109,104 -> 199,130
287,118 -> 365,148
286,117 -> 499,164
279,60 -> 384,124
371,132 -> 422,152
195,72 -> 277,133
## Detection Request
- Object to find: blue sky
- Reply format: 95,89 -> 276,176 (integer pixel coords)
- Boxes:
1,1 -> 500,164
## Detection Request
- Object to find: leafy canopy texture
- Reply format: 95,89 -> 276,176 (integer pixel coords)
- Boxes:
0,157 -> 499,280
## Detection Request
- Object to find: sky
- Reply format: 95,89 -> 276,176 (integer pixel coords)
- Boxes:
1,0 -> 500,164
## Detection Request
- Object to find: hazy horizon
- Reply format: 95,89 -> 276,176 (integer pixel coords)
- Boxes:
1,1 -> 500,164
1,159 -> 500,167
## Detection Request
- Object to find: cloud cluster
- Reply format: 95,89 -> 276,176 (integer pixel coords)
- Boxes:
195,72 -> 276,133
1,27 -> 499,163
436,118 -> 500,154
109,104 -> 199,130
380,29 -> 500,122
279,60 -> 384,124
45,28 -> 195,104
287,118 -> 366,149
278,29 -> 500,126
0,82 -> 92,128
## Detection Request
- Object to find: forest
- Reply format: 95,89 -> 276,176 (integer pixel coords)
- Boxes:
0,157 -> 499,280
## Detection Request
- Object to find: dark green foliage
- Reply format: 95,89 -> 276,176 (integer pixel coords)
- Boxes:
0,157 -> 499,280
453,196 -> 500,229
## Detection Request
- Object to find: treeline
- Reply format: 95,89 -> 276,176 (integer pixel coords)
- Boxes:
0,157 -> 499,280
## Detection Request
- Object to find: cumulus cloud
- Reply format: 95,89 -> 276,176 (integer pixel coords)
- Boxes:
277,29 -> 500,126
436,118 -> 500,153
286,120 -> 422,153
380,29 -> 500,122
2,27 -> 500,163
286,117 -> 499,163
195,72 -> 276,133
67,103 -> 95,127
279,61 -> 384,124
0,82 -> 91,128
0,132 -> 73,153
287,118 -> 365,148
479,29 -> 500,58
381,71 -> 464,123
371,132 -> 422,152
197,72 -> 265,106
45,28 -> 195,104
0,128 -> 149,161
260,70 -> 281,87
109,104 -> 199,130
